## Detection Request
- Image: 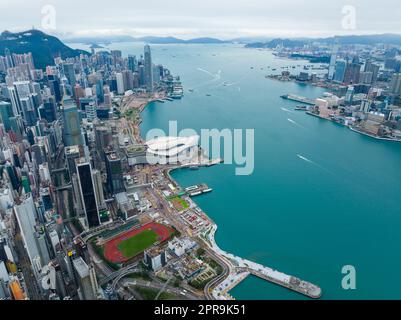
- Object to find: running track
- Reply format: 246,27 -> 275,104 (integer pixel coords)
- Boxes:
103,222 -> 173,263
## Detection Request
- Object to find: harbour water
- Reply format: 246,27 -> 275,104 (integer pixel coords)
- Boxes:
74,42 -> 401,299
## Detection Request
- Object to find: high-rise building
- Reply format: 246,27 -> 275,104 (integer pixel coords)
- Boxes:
14,194 -> 41,272
143,247 -> 167,271
144,45 -> 153,92
122,70 -> 134,91
76,160 -> 100,228
95,79 -> 104,104
7,86 -> 20,116
72,257 -> 97,300
389,73 -> 401,95
128,55 -> 137,72
364,60 -> 380,84
0,101 -> 13,131
62,96 -> 83,146
359,71 -> 373,85
65,145 -> 81,178
92,169 -> 106,210
116,72 -> 124,95
105,153 -> 125,194
328,42 -> 339,80
333,59 -> 347,83
63,63 -> 76,87
343,62 -> 361,85
39,96 -> 57,123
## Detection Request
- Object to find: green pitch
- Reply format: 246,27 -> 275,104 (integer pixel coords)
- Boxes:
117,229 -> 158,258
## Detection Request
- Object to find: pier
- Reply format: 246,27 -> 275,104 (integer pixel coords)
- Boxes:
205,225 -> 322,300
185,183 -> 212,197
281,94 -> 316,105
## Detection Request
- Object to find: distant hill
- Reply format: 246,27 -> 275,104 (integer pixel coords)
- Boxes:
64,35 -> 228,45
245,34 -> 401,48
64,35 -> 136,45
0,29 -> 89,69
317,34 -> 401,45
245,38 -> 308,48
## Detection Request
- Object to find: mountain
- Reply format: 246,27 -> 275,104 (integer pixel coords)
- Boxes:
317,34 -> 401,45
63,35 -> 136,44
64,35 -> 228,45
245,34 -> 401,48
135,36 -> 186,44
185,37 -> 227,44
245,38 -> 307,48
0,29 -> 89,70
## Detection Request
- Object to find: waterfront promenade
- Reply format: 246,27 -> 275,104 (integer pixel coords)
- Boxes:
202,224 -> 322,299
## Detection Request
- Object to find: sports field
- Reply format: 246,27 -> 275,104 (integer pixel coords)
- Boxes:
117,229 -> 158,258
103,222 -> 174,263
169,195 -> 189,211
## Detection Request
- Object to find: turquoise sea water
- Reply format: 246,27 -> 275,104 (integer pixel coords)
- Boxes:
74,43 -> 401,299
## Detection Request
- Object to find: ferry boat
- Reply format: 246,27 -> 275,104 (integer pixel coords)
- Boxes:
189,191 -> 202,197
295,105 -> 308,111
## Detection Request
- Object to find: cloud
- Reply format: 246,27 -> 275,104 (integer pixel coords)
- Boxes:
0,0 -> 400,38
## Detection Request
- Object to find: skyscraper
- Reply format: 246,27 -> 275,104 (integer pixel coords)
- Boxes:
144,45 -> 153,92
389,73 -> 401,95
0,101 -> 13,131
62,96 -> 83,146
116,73 -> 124,95
343,61 -> 361,85
364,60 -> 380,84
73,257 -> 97,300
333,59 -> 347,83
76,160 -> 100,228
105,153 -> 125,194
14,194 -> 41,274
328,42 -> 339,80
128,54 -> 137,72
63,63 -> 76,87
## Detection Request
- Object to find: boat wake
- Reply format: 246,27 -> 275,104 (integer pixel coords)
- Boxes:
296,154 -> 333,174
197,68 -> 221,80
296,154 -> 314,164
287,118 -> 303,128
281,107 -> 292,113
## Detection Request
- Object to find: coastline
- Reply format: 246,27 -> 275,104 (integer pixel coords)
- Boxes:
306,111 -> 401,142
127,93 -> 322,300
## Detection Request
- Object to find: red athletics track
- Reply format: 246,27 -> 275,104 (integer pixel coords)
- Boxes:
103,222 -> 173,263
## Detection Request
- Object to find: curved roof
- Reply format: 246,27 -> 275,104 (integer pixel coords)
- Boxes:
146,135 -> 199,157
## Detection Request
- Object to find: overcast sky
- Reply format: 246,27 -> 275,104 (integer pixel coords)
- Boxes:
1,0 -> 400,39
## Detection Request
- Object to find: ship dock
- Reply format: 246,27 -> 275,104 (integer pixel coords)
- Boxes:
281,94 -> 316,105
185,183 -> 212,197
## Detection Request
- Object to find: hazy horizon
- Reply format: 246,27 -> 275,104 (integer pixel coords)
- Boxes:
1,0 -> 400,39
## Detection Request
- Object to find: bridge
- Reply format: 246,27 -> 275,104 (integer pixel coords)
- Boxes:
51,167 -> 68,174
55,184 -> 72,191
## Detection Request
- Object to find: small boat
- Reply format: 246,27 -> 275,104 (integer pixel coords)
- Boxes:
189,166 -> 199,170
206,94 -> 211,97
